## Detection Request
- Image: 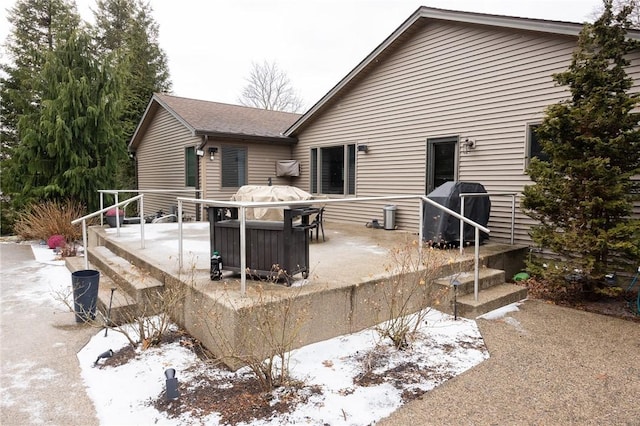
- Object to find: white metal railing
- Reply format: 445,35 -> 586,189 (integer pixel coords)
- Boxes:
176,195 -> 490,300
459,192 -> 518,253
98,189 -> 202,226
71,194 -> 145,270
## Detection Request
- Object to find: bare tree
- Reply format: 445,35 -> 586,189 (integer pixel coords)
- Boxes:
238,60 -> 304,113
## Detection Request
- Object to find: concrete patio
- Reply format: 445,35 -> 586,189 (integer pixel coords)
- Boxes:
70,219 -> 527,369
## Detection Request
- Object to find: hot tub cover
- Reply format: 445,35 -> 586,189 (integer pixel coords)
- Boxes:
230,185 -> 313,220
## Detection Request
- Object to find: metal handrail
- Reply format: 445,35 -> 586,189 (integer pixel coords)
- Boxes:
459,192 -> 518,253
98,189 -> 202,226
71,194 -> 145,270
176,195 -> 490,300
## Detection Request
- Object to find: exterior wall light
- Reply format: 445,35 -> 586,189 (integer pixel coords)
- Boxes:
208,147 -> 218,161
357,144 -> 368,153
461,138 -> 476,154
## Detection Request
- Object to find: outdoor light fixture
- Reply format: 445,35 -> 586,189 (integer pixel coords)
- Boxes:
208,147 -> 218,161
165,368 -> 179,400
357,144 -> 368,153
94,349 -> 114,366
461,138 -> 476,154
452,279 -> 462,320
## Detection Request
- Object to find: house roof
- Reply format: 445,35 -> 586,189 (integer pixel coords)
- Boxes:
284,6 -> 640,136
129,93 -> 301,149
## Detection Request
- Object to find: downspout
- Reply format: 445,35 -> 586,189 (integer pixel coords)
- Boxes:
129,150 -> 138,190
195,135 -> 209,221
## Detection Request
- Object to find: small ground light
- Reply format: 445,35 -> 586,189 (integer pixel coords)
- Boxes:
165,368 -> 179,400
452,279 -> 461,320
94,349 -> 113,366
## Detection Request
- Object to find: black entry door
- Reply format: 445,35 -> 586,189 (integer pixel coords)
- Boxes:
427,136 -> 457,193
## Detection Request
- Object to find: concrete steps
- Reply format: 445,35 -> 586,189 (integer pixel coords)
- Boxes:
66,245 -> 165,325
89,246 -> 164,307
436,268 -> 527,318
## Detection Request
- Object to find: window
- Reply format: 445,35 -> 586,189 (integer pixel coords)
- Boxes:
222,146 -> 247,188
526,124 -> 549,167
185,147 -> 196,187
310,144 -> 356,195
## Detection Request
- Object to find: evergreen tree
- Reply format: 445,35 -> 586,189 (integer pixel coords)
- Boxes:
0,0 -> 81,161
92,0 -> 171,188
4,30 -> 125,211
522,1 -> 640,287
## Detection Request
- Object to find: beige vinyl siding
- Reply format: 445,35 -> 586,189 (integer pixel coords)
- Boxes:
202,141 -> 293,201
292,20 -> 599,245
136,107 -> 199,218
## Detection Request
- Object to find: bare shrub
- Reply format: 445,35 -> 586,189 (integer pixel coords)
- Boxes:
14,199 -> 90,241
109,271 -> 189,349
201,280 -> 310,392
374,240 -> 450,350
53,267 -> 187,349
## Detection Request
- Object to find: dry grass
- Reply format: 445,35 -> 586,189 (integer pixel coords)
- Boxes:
13,199 -> 90,241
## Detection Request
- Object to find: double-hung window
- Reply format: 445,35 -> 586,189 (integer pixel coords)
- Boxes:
222,146 -> 247,188
310,144 -> 356,195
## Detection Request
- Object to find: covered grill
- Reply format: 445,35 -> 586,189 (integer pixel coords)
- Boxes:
422,181 -> 490,247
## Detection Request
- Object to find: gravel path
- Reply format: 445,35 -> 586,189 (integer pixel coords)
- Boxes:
380,299 -> 640,425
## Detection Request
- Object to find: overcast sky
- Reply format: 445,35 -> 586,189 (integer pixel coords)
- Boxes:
1,0 -> 602,109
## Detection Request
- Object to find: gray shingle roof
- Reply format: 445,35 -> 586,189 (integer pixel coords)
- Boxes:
155,93 -> 301,138
129,93 -> 301,149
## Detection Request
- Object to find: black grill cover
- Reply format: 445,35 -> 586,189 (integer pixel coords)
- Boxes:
422,181 -> 490,246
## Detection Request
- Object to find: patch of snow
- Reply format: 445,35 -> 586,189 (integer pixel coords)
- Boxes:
477,301 -> 523,320
31,244 -> 65,266
77,308 -> 489,425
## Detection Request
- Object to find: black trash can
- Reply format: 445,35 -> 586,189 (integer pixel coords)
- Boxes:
71,270 -> 100,323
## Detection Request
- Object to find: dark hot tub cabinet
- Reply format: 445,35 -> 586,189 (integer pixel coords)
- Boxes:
207,206 -> 316,285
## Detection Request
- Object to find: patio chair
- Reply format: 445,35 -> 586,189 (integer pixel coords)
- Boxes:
308,207 -> 325,242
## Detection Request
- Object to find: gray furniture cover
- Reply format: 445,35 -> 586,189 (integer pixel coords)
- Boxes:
422,181 -> 490,246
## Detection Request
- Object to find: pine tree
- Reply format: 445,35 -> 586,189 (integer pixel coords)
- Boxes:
522,0 -> 640,287
92,0 -> 171,188
0,0 -> 81,161
5,30 -> 126,211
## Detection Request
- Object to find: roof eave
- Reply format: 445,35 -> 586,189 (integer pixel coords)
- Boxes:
194,130 -> 298,144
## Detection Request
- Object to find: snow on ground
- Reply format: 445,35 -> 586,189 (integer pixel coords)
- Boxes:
29,244 -> 493,425
77,310 -> 489,426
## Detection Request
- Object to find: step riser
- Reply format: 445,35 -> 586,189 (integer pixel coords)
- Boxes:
435,270 -> 506,296
103,240 -> 169,285
88,248 -> 164,311
457,287 -> 528,318
97,297 -> 138,325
